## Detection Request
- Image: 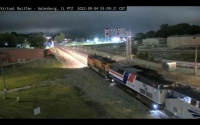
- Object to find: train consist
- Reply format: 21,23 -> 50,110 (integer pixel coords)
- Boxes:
87,54 -> 116,79
87,53 -> 200,119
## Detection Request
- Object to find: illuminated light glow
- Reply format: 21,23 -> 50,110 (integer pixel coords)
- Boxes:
51,41 -> 54,47
110,82 -> 116,86
94,38 -> 99,42
46,36 -> 52,40
183,96 -> 191,103
148,110 -> 169,118
111,79 -> 115,83
122,38 -> 126,42
57,48 -> 87,69
111,37 -> 120,42
153,104 -> 158,109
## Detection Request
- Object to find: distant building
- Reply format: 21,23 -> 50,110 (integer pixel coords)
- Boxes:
46,36 -> 52,40
167,34 -> 200,48
142,38 -> 166,46
64,38 -> 72,43
0,54 -> 8,64
16,43 -> 30,48
16,38 -> 31,48
0,48 -> 44,63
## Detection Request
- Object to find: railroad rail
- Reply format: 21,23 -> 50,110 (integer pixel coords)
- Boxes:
56,47 -> 87,65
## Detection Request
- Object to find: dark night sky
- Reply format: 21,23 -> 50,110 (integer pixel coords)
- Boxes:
0,6 -> 200,37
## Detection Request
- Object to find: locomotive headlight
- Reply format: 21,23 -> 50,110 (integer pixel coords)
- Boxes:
111,79 -> 115,83
153,104 -> 158,109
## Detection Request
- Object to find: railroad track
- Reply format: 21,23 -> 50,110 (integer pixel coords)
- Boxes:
56,47 -> 87,66
54,46 -> 170,119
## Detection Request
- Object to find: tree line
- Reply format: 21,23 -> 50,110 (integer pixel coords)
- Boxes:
0,32 -> 47,48
1,23 -> 200,47
0,32 -> 67,48
134,23 -> 200,40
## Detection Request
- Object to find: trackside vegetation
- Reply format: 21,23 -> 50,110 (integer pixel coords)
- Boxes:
0,58 -> 64,91
0,57 -> 99,118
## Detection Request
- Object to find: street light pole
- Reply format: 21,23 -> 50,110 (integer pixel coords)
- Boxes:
1,59 -> 7,99
125,30 -> 132,63
194,46 -> 198,74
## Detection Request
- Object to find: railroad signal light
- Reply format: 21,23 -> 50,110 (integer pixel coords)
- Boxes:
105,28 -> 109,38
117,28 -> 119,36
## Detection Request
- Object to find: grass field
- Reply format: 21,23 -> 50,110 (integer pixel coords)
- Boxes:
0,58 -> 64,91
0,57 -> 101,119
0,84 -> 99,119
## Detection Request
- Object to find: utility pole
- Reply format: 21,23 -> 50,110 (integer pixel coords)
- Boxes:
126,31 -> 132,63
194,46 -> 198,74
1,59 -> 7,99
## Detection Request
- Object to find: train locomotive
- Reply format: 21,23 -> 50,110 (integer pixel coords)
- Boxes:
109,63 -> 174,109
87,54 -> 200,119
165,84 -> 200,118
87,54 -> 116,79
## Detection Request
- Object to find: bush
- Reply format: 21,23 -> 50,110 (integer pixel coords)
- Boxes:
137,51 -> 151,60
148,56 -> 154,61
132,47 -> 138,55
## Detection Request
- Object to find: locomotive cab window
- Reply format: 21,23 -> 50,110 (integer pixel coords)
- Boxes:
110,65 -> 114,69
136,76 -> 140,80
118,69 -> 124,75
110,65 -> 117,71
